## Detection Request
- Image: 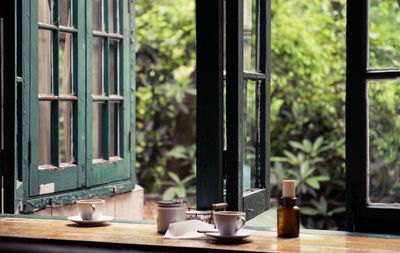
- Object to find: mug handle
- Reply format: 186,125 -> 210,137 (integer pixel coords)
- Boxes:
236,216 -> 246,231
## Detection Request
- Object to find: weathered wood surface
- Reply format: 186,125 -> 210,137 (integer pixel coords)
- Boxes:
1,217 -> 400,252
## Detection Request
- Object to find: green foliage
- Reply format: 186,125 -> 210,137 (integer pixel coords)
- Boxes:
134,0 -> 400,231
301,196 -> 345,230
368,82 -> 400,203
272,137 -> 331,197
162,171 -> 196,200
270,0 -> 346,230
135,0 -> 196,193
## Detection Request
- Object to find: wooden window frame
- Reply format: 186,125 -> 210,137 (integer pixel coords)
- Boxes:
1,0 -> 136,213
196,0 -> 271,219
346,0 -> 400,234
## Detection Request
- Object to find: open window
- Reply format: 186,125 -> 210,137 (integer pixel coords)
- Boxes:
2,0 -> 135,213
347,0 -> 400,234
196,0 -> 271,219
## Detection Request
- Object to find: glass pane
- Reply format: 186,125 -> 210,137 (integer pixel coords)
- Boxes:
38,29 -> 53,94
38,0 -> 53,24
93,102 -> 104,159
38,102 -> 52,165
93,0 -> 103,31
243,0 -> 255,71
109,102 -> 119,157
109,40 -> 119,95
92,37 -> 104,95
368,80 -> 400,203
59,101 -> 73,164
243,80 -> 257,191
59,32 -> 73,94
108,0 -> 119,33
369,0 -> 400,69
59,0 -> 72,27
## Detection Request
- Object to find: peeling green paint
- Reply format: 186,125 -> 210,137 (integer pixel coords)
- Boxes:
23,180 -> 133,213
13,0 -> 136,213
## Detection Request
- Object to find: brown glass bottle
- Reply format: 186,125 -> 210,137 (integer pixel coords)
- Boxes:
277,197 -> 300,237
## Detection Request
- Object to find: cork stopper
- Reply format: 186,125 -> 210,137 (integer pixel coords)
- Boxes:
282,180 -> 296,198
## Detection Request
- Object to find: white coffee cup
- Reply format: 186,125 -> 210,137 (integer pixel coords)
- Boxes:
213,211 -> 246,235
77,199 -> 105,220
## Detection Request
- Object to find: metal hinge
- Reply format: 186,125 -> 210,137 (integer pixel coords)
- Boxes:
129,131 -> 132,152
223,150 -> 228,176
28,139 -> 31,165
128,0 -> 132,13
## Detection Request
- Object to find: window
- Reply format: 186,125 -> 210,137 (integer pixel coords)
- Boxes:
346,0 -> 400,234
196,0 -> 271,219
2,0 -> 135,213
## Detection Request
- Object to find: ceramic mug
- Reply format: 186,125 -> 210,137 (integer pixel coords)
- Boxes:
213,211 -> 246,235
157,200 -> 187,233
77,199 -> 105,220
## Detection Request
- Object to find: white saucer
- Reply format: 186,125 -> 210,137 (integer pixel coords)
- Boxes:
67,215 -> 113,225
205,229 -> 254,241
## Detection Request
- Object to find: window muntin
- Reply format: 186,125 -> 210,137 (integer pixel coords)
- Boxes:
220,0 -> 269,218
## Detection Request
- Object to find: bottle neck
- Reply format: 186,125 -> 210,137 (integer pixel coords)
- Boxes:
280,197 -> 297,207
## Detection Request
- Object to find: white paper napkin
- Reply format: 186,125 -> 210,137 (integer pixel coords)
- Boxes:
163,220 -> 214,239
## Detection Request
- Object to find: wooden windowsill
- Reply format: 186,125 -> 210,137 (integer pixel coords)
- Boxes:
1,215 -> 400,252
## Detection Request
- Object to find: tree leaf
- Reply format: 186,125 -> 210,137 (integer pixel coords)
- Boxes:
168,171 -> 181,184
300,162 -> 309,177
312,136 -> 324,153
312,175 -> 330,182
270,157 -> 288,162
283,150 -> 298,163
301,207 -> 319,216
180,174 -> 196,185
162,187 -> 177,200
328,207 -> 345,216
306,178 -> 320,189
175,187 -> 186,197
303,139 -> 313,152
289,141 -> 304,151
303,166 -> 316,179
166,145 -> 188,159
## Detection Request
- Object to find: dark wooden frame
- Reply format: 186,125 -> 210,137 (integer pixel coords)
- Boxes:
346,0 -> 400,234
196,0 -> 271,218
195,0 -> 225,210
0,0 -> 17,213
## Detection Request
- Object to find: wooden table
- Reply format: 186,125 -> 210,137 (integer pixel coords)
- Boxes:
1,216 -> 400,252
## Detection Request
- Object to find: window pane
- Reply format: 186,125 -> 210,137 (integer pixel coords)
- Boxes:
368,80 -> 400,203
92,37 -> 104,95
243,80 -> 256,191
243,0 -> 255,71
109,40 -> 119,95
59,0 -> 72,27
38,0 -> 53,24
93,102 -> 104,159
59,32 -> 73,94
60,101 -> 73,164
38,29 -> 53,94
369,0 -> 400,69
93,0 -> 103,31
38,102 -> 52,165
109,102 -> 119,157
108,0 -> 119,33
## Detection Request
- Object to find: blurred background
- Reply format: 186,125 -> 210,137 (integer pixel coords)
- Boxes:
136,0 -> 400,230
